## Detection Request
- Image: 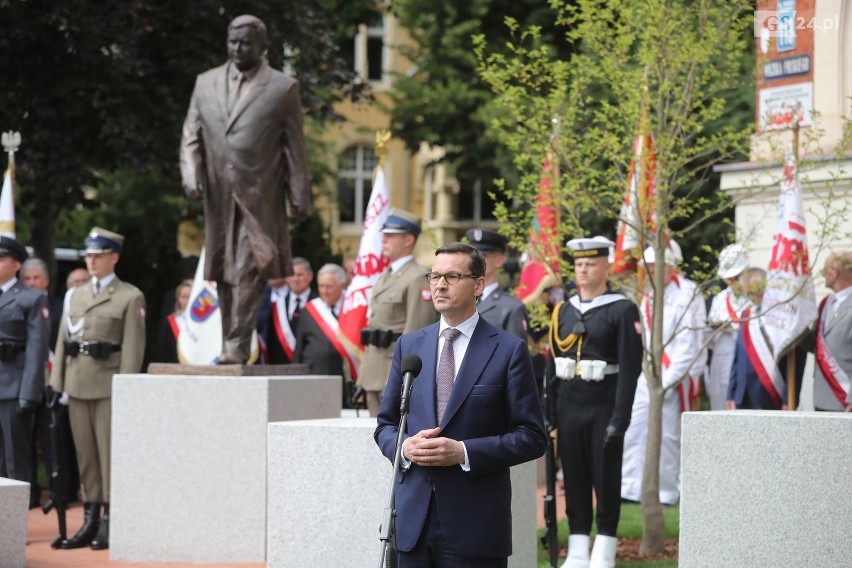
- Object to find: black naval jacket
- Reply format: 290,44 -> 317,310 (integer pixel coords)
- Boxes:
548,290 -> 643,436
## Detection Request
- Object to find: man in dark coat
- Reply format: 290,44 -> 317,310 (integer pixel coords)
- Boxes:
180,14 -> 312,364
466,228 -> 528,341
0,238 -> 50,491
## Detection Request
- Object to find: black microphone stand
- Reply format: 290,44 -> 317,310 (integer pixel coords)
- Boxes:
378,364 -> 418,568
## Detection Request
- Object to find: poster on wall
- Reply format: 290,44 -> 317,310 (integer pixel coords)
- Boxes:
758,82 -> 813,131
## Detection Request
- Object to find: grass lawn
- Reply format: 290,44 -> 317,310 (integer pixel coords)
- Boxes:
536,502 -> 679,567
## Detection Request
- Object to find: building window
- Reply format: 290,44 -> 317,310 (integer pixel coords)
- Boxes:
339,11 -> 387,85
457,177 -> 499,222
338,145 -> 378,225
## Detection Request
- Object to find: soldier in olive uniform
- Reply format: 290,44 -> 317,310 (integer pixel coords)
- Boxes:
50,228 -> 146,551
360,209 -> 438,416
466,228 -> 528,340
0,237 -> 49,487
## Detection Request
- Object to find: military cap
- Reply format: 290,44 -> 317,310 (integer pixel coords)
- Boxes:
0,236 -> 28,263
466,228 -> 508,253
85,227 -> 125,254
382,208 -> 421,237
717,243 -> 749,280
566,236 -> 615,259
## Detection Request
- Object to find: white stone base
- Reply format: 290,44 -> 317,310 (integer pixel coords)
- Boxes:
267,418 -> 537,567
680,411 -> 852,567
0,477 -> 28,568
110,373 -> 340,563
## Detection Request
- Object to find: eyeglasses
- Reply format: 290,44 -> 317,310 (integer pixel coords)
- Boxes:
425,271 -> 478,286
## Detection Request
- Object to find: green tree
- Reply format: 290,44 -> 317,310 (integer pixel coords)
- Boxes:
477,0 -> 758,555
389,0 -> 574,217
0,0 -> 373,292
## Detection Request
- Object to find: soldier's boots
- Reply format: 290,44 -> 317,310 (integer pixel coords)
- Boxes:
61,502 -> 100,549
90,503 -> 110,550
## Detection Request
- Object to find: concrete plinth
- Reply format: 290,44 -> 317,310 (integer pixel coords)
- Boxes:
267,418 -> 537,568
0,477 -> 28,568
680,411 -> 852,568
110,373 -> 340,563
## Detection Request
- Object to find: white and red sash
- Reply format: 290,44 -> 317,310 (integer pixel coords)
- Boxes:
726,294 -> 742,330
304,299 -> 360,380
272,295 -> 296,361
642,292 -> 695,412
815,296 -> 850,405
740,307 -> 784,409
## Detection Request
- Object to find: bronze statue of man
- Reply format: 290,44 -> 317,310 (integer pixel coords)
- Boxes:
180,14 -> 311,364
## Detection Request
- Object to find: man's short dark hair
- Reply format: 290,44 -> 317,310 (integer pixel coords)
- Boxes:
435,242 -> 486,278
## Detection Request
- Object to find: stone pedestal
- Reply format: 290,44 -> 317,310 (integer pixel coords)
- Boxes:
267,418 -> 537,567
680,411 -> 852,567
110,373 -> 340,563
0,477 -> 28,568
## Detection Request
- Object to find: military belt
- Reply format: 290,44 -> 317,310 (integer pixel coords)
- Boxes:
0,342 -> 26,360
64,340 -> 122,360
360,328 -> 402,348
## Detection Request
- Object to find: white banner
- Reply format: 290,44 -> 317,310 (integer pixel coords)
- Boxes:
760,149 -> 818,360
0,166 -> 15,238
177,247 -> 258,365
337,166 -> 391,369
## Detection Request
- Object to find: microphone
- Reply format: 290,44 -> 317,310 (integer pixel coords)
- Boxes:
399,354 -> 423,414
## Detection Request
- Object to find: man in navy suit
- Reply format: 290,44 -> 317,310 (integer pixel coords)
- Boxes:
726,267 -> 804,410
375,242 -> 546,567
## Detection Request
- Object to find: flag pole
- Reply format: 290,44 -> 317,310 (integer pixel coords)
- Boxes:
375,129 -> 391,168
2,131 -> 20,167
787,106 -> 801,411
0,131 -> 21,238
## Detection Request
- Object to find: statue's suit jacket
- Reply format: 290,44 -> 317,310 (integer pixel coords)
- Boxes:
374,317 -> 546,558
478,288 -> 527,341
0,281 -> 49,403
180,61 -> 311,284
359,259 -> 438,392
50,279 -> 146,399
813,293 -> 852,410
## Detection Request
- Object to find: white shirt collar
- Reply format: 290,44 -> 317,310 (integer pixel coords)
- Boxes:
93,273 -> 116,290
834,286 -> 852,307
439,311 -> 479,339
480,282 -> 499,301
389,255 -> 414,274
0,277 -> 16,293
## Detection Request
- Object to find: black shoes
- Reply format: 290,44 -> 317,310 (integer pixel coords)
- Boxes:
90,503 -> 109,550
61,502 -> 100,549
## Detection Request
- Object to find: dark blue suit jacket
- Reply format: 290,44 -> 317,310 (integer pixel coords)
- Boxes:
256,285 -> 316,352
727,332 -> 803,410
374,317 -> 546,558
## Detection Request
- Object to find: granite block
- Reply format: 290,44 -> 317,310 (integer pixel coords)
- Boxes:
110,373 -> 340,563
267,418 -> 537,567
0,477 -> 28,568
680,411 -> 852,568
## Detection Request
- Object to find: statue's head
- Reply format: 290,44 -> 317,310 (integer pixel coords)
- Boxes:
227,15 -> 268,72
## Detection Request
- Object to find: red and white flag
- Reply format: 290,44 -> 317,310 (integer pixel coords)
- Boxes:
516,151 -> 561,304
760,147 -> 817,360
337,166 -> 391,379
612,132 -> 656,274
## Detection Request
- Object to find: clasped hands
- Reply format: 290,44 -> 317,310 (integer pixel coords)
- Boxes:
404,427 -> 465,467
